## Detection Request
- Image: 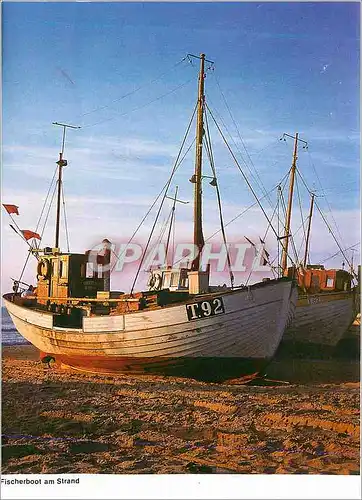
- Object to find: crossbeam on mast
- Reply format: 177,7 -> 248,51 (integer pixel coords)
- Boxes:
187,53 -> 215,65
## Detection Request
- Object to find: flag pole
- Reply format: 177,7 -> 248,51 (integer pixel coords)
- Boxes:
3,208 -> 39,254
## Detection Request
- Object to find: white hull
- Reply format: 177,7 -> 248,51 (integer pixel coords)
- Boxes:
4,279 -> 296,380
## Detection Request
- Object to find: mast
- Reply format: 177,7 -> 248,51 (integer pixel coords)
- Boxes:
55,152 -> 64,249
303,192 -> 315,268
53,122 -> 80,249
280,133 -> 298,276
191,53 -> 206,271
280,132 -> 307,276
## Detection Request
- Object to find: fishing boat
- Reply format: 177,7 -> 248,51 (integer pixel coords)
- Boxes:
275,133 -> 357,358
3,53 -> 297,382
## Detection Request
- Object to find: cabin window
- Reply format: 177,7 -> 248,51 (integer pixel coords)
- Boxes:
170,272 -> 179,287
86,262 -> 93,278
52,260 -> 58,276
326,278 -> 334,288
59,260 -> 67,278
97,264 -> 103,278
180,275 -> 188,288
162,273 -> 171,288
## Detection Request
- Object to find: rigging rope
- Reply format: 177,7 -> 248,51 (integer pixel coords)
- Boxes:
278,184 -> 300,266
211,73 -> 275,206
274,174 -> 292,276
79,57 -> 190,119
205,102 -> 298,269
320,242 -> 360,265
150,208 -> 174,267
295,215 -> 313,256
296,168 -> 358,279
129,103 -> 197,294
295,173 -> 308,255
307,150 -> 345,247
245,196 -> 280,285
109,131 -> 197,275
204,108 -> 234,288
206,173 -> 289,242
14,251 -> 33,295
251,139 -> 281,158
172,200 -> 176,265
40,181 -> 58,242
15,163 -> 64,292
83,77 -> 194,129
205,95 -> 271,203
314,201 -> 358,279
34,167 -> 58,235
61,183 -> 70,253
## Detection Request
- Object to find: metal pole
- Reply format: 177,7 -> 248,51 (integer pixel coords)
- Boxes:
303,192 -> 315,268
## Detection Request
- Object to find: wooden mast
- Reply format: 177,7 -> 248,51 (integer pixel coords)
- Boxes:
280,132 -> 299,276
53,122 -> 80,249
191,53 -> 206,271
303,192 -> 315,268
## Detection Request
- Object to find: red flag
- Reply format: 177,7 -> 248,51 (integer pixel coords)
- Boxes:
3,204 -> 19,215
21,230 -> 41,241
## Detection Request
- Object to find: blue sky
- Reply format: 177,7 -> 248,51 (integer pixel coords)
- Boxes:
2,1 -> 360,291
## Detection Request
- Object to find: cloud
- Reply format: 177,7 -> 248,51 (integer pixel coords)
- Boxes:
2,172 -> 359,295
2,126 -> 359,294
80,135 -> 179,157
2,135 -> 183,188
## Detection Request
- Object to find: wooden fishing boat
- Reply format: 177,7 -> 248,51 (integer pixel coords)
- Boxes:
280,267 -> 356,357
3,53 -> 297,381
275,134 -> 357,358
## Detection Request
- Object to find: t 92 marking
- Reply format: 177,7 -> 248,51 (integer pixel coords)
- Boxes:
186,297 -> 225,321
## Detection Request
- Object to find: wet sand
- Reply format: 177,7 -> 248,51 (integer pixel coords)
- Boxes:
1,343 -> 360,475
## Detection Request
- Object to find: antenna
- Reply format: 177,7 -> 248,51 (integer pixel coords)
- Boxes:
52,122 -> 81,249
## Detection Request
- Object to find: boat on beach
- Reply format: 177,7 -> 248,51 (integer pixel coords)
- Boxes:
281,269 -> 357,357
275,134 -> 357,358
2,53 -> 297,382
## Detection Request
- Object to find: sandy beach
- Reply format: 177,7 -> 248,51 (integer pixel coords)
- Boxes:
2,340 -> 360,475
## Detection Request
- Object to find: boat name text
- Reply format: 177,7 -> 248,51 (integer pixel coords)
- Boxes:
186,297 -> 225,321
